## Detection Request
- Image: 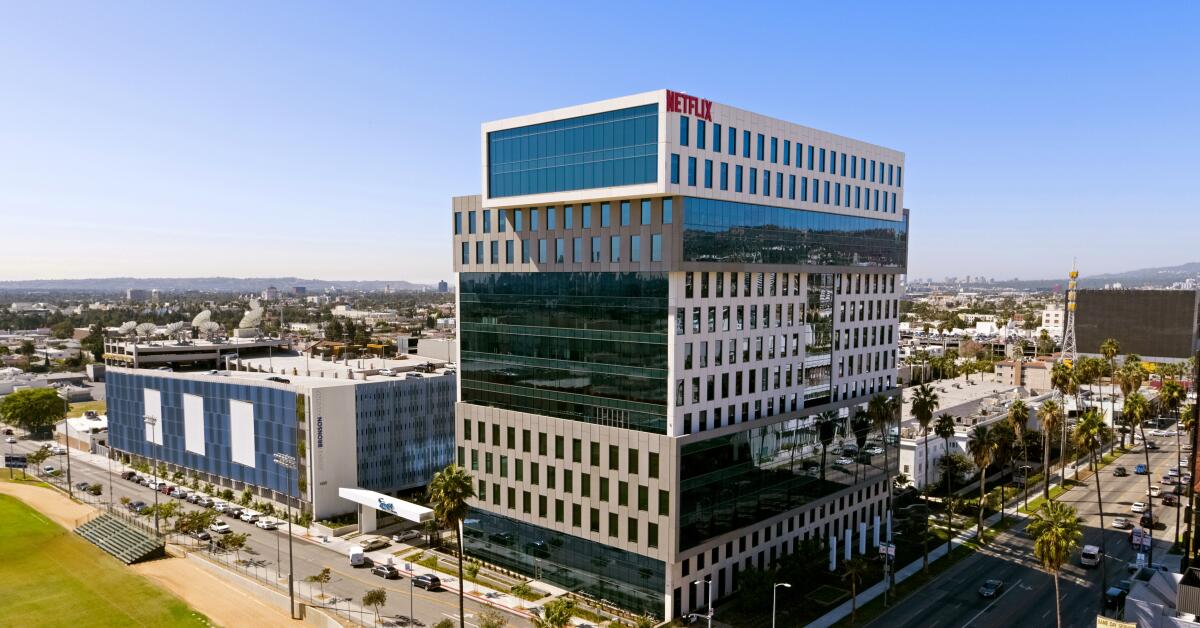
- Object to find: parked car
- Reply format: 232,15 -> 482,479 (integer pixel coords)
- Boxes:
255,518 -> 278,530
1112,517 -> 1133,529
158,484 -> 173,495
1131,502 -> 1148,513
411,574 -> 441,590
239,510 -> 261,523
191,530 -> 211,542
197,497 -> 215,508
209,521 -> 231,534
978,579 -> 1004,598
1113,466 -> 1128,477
121,471 -> 137,481
266,376 -> 290,384
378,369 -> 396,377
392,529 -> 421,543
865,446 -> 883,455
42,465 -> 55,474
358,535 -> 390,551
372,564 -> 401,579
1162,475 -> 1176,485
2,428 -> 13,435
1169,467 -> 1181,477
835,456 -> 854,465
227,506 -> 245,518
213,502 -> 230,512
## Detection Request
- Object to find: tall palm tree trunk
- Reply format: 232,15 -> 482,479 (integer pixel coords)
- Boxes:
1053,572 -> 1062,628
1140,423 -> 1154,565
1177,410 -> 1183,544
923,432 -> 931,495
1044,433 -> 1052,502
1092,445 -> 1106,547
978,468 -> 988,542
456,525 -> 466,628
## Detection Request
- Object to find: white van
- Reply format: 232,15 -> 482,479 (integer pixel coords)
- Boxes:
348,546 -> 367,567
1081,544 -> 1103,567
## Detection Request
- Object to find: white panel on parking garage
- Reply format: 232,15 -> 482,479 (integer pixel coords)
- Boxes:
183,393 -> 205,455
229,399 -> 256,467
143,388 -> 163,445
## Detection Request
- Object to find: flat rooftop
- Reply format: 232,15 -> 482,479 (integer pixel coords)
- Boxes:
106,337 -> 291,350
899,378 -> 1028,430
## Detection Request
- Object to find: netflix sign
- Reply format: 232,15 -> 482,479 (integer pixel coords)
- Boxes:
666,90 -> 712,122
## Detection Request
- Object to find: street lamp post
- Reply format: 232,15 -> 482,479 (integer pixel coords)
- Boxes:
772,582 -> 792,628
63,397 -> 73,499
274,452 -> 298,620
691,578 -> 712,628
143,415 -> 160,535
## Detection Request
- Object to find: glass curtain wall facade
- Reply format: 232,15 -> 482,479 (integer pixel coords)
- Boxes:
459,272 -> 670,433
488,105 -> 658,198
355,377 -> 456,493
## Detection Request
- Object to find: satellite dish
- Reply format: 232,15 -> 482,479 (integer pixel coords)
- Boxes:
165,321 -> 185,335
199,321 -> 221,337
239,309 -> 263,329
192,310 -> 212,327
117,321 -> 138,335
135,322 -> 158,338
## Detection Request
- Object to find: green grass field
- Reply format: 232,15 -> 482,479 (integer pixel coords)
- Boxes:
0,494 -> 208,627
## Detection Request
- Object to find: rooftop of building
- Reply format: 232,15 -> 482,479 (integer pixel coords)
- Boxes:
105,336 -> 291,351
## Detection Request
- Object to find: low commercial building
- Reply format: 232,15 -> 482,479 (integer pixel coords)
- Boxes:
104,336 -> 292,370
106,356 -> 455,521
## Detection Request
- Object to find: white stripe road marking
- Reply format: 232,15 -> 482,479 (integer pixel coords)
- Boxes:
959,578 -> 1023,628
442,612 -> 478,628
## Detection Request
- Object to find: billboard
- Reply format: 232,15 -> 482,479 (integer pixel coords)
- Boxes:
1076,289 -> 1198,360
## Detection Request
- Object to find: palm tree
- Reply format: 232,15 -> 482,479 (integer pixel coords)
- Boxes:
935,412 -> 957,554
1160,380 -> 1186,542
1100,338 -> 1120,444
1050,362 -> 1078,477
1039,400 -> 1063,500
1125,391 -> 1154,564
1007,398 -> 1029,469
1028,501 -> 1083,628
912,384 -> 940,492
992,422 -> 1015,523
840,556 -> 871,622
967,425 -> 998,543
1074,408 -> 1111,558
426,464 -> 476,628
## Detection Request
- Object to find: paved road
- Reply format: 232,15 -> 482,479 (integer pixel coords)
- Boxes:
866,442 -> 1187,628
5,434 -> 532,628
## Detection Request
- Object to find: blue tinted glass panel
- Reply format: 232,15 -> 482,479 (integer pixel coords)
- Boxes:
681,197 -> 908,267
728,127 -> 736,156
696,120 -> 705,150
735,165 -> 743,192
663,199 -> 672,224
687,157 -> 697,186
679,115 -> 689,146
783,140 -> 791,166
719,162 -> 728,190
713,123 -> 722,152
704,159 -> 713,188
749,167 -> 758,194
742,130 -> 750,158
770,137 -> 778,163
670,154 -> 680,184
488,104 -> 658,198
757,134 -> 765,160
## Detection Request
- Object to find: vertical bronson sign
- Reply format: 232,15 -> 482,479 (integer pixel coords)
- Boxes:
667,90 -> 712,122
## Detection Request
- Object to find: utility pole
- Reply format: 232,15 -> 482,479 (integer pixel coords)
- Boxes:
143,415 -> 160,535
274,452 -> 298,620
63,396 -> 73,499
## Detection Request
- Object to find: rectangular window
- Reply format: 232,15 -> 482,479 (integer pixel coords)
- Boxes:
537,239 -> 547,263
563,205 -> 573,229
582,203 -> 591,228
460,242 -> 468,265
475,241 -> 484,264
555,238 -> 564,262
704,159 -> 713,188
546,207 -> 556,230
819,148 -> 826,173
830,150 -> 837,175
870,159 -> 876,182
590,236 -> 601,262
608,513 -> 618,538
783,139 -> 791,165
851,155 -> 857,179
670,154 -> 680,184
648,522 -> 659,548
735,165 -> 744,193
601,202 -> 611,227
453,212 -> 462,235
749,168 -> 757,194
630,235 -> 641,262
842,153 -> 848,177
720,162 -> 728,190
620,200 -> 630,226
697,119 -> 706,149
641,199 -> 651,225
649,452 -> 659,478
659,489 -> 670,516
789,174 -> 796,200
756,133 -> 765,160
776,172 -> 783,198
808,145 -> 815,171
898,165 -> 903,187
651,234 -> 662,262
770,136 -> 778,163
889,163 -> 894,185
530,208 -> 538,231
679,116 -> 689,146
663,198 -> 672,224
728,126 -> 737,155
572,237 -> 582,262
801,176 -> 808,201
610,235 -> 620,262
687,157 -> 697,186
742,130 -> 750,157
468,210 -> 477,234
763,169 -> 770,196
824,180 -> 831,204
713,123 -> 722,152
490,240 -> 499,263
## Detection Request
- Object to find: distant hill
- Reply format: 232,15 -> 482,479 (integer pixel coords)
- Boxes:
0,277 -> 435,293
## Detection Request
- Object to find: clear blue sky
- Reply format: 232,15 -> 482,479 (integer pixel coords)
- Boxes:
2,2 -> 1196,283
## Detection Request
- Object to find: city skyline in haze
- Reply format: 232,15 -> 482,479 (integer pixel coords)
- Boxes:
2,3 -> 1196,283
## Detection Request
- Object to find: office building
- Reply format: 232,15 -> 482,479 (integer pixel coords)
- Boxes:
1076,289 -> 1199,362
452,90 -> 908,619
106,355 -> 455,521
438,280 -> 450,293
126,288 -> 149,302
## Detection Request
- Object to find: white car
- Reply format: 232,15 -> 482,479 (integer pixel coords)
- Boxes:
865,446 -> 883,455
378,369 -> 396,377
1147,486 -> 1161,498
835,456 -> 854,466
4,437 -> 15,444
209,521 -> 231,534
392,529 -> 421,543
1112,517 -> 1132,529
255,518 -> 279,530
213,502 -> 230,512
1131,502 -> 1148,513
239,511 -> 261,523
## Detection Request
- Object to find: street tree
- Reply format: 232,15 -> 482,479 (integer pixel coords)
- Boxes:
477,609 -> 508,628
305,567 -> 332,600
1028,501 -> 1083,628
1074,408 -> 1111,557
362,588 -> 387,626
0,388 -> 67,438
840,556 -> 871,623
967,424 -> 999,543
911,384 -> 940,492
533,598 -> 575,628
934,412 -> 957,553
218,532 -> 249,562
1038,399 -> 1063,500
426,464 -> 476,628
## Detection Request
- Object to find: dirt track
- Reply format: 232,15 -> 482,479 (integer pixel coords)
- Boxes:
0,479 -> 294,627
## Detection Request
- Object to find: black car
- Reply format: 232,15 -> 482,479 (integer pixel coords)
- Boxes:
411,574 -> 441,590
121,471 -> 137,481
1113,466 -> 1128,477
266,376 -> 291,384
1146,441 -> 1161,451
978,579 -> 1004,598
75,482 -> 91,492
371,564 -> 401,579
191,530 -> 211,542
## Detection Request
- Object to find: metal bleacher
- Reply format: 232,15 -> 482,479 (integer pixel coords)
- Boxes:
74,514 -> 165,564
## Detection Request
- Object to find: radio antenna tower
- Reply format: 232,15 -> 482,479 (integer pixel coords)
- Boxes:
1060,259 -> 1079,366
